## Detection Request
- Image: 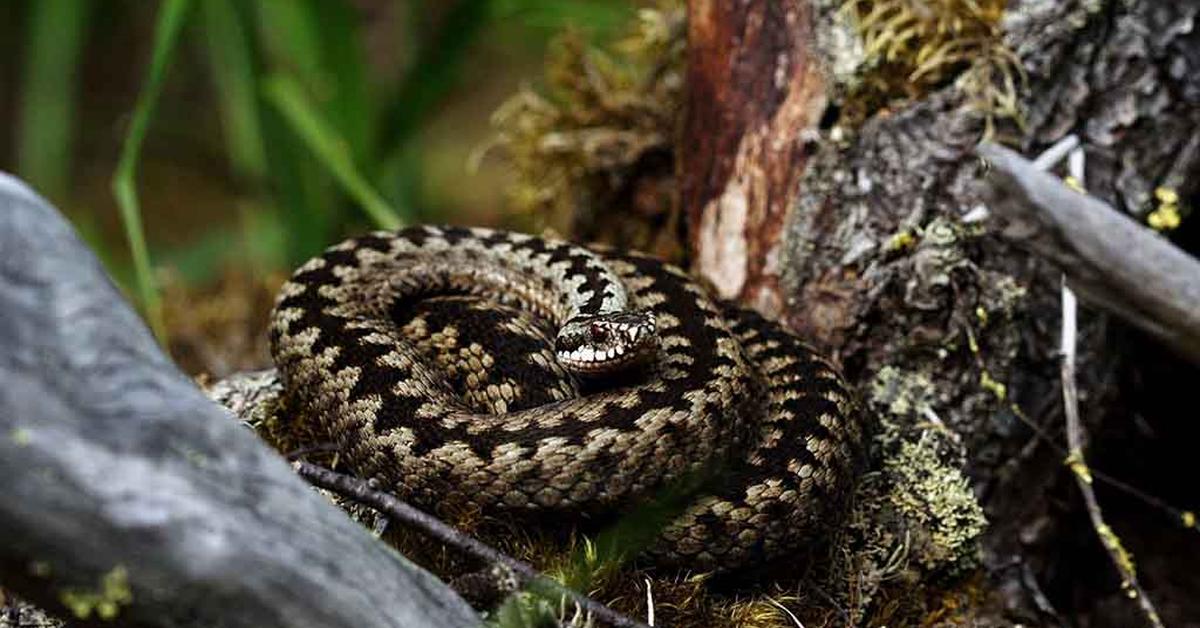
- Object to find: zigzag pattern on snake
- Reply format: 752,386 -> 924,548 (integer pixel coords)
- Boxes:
269,225 -> 865,570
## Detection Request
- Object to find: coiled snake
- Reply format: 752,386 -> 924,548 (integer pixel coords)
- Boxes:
269,226 -> 864,571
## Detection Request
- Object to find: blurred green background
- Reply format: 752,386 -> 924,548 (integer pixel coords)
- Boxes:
0,0 -> 635,338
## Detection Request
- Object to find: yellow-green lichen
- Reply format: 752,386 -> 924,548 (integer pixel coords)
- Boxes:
59,566 -> 132,621
883,436 -> 987,572
886,229 -> 917,252
870,366 -> 936,423
846,366 -> 988,621
1064,448 -> 1094,485
1147,187 -> 1183,231
1094,522 -> 1139,595
978,370 -> 1007,401
10,427 -> 32,446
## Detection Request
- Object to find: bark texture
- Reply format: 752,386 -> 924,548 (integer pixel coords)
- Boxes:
683,0 -> 826,316
0,173 -> 480,628
684,0 -> 1199,624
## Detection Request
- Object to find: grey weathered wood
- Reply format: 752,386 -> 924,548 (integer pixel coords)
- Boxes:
976,143 -> 1200,365
0,172 -> 480,628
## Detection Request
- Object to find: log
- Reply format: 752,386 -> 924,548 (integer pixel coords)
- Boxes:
976,143 -> 1200,365
0,172 -> 480,628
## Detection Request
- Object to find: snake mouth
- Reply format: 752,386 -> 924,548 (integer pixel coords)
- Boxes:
555,312 -> 656,375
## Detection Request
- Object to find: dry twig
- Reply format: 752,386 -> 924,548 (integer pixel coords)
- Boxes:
294,461 -> 653,628
1054,149 -> 1165,628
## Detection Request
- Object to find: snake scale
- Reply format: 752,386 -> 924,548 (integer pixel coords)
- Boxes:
269,225 -> 865,571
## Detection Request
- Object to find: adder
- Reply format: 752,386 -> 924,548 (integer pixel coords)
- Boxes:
269,225 -> 864,571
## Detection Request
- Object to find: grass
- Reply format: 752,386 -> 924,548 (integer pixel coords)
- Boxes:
15,0 -> 92,205
264,74 -> 404,230
4,0 -> 637,338
112,0 -> 193,343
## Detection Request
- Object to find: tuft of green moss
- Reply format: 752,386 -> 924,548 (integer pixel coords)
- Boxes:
834,0 -> 1024,133
489,1 -> 685,257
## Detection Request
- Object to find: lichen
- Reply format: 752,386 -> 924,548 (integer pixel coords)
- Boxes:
833,366 -> 988,622
58,566 -> 132,621
870,365 -> 936,425
10,427 -> 31,446
884,435 -> 987,572
1147,187 -> 1183,231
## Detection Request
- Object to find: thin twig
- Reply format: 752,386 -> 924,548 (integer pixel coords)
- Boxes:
1061,281 -> 1163,628
984,142 -> 1198,533
1059,149 -> 1165,628
293,461 -> 652,628
1004,400 -> 1196,532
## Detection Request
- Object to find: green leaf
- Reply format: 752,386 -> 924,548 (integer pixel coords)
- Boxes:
264,74 -> 404,230
16,0 -> 92,204
112,0 -> 193,343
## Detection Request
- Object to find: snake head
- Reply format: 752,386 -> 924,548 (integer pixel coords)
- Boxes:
555,311 -> 657,375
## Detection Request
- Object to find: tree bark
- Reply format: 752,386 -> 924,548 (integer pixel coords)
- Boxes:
682,0 -> 1200,624
682,0 -> 825,316
0,173 -> 479,628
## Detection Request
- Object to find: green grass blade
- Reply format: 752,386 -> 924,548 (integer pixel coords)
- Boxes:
200,0 -> 267,181
252,0 -> 375,254
377,0 -> 492,170
264,74 -> 403,230
306,0 -> 374,165
251,0 -> 372,161
112,0 -> 193,343
16,0 -> 92,203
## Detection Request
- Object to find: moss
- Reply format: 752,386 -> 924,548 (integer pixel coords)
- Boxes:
489,1 -> 685,257
58,566 -> 132,621
488,592 -> 560,628
834,0 -> 1024,133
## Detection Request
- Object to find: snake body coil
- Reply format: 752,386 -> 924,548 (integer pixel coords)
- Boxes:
270,226 -> 864,570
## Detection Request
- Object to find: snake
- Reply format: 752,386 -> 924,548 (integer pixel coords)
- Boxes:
269,225 -> 865,571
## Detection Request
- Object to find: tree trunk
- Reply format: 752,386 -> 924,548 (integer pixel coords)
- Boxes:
682,0 -> 1200,624
683,0 -> 825,317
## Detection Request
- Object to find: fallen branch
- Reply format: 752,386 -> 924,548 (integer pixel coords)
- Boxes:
974,142 -> 1200,365
0,173 -> 479,628
295,461 -> 653,628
